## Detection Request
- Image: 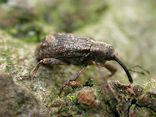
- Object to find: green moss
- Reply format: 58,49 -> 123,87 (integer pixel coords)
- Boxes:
67,95 -> 77,103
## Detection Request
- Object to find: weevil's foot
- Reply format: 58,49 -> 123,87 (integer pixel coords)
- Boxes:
29,61 -> 43,79
15,74 -> 31,81
58,86 -> 65,97
126,84 -> 135,95
58,81 -> 82,96
28,71 -> 37,80
58,81 -> 69,96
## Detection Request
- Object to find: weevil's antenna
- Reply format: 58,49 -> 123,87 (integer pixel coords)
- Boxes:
113,55 -> 133,83
129,65 -> 150,76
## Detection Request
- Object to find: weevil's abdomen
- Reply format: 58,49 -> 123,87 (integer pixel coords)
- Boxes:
35,34 -> 57,61
35,33 -> 92,64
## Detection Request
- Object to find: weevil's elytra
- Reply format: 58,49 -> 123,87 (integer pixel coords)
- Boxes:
34,33 -> 133,86
35,33 -> 92,64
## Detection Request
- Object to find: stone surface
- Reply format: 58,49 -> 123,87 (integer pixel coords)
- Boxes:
0,73 -> 48,117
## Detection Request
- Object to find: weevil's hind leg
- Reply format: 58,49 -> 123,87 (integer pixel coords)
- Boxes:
30,58 -> 67,78
58,65 -> 87,96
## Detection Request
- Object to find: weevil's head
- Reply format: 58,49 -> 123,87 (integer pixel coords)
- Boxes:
104,45 -> 116,60
91,42 -> 133,83
91,42 -> 116,62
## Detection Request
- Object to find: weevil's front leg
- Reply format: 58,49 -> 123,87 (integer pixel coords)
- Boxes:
96,62 -> 117,79
104,62 -> 117,77
31,58 -> 67,77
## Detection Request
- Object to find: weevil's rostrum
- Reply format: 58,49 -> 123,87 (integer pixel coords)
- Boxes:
35,33 -> 133,83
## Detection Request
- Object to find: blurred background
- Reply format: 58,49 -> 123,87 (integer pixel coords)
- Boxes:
0,0 -> 156,84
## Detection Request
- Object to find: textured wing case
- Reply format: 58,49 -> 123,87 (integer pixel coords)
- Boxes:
35,33 -> 92,64
49,33 -> 92,58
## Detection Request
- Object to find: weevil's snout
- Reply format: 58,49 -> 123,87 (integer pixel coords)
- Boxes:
98,45 -> 133,83
113,55 -> 133,83
105,47 -> 133,84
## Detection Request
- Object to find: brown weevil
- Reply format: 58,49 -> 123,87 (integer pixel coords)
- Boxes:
33,33 -> 133,94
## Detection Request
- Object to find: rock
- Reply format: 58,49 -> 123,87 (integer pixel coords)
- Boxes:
77,87 -> 96,107
0,73 -> 49,117
101,81 -> 156,117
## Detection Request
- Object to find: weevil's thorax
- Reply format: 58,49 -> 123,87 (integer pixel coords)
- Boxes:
90,42 -> 115,63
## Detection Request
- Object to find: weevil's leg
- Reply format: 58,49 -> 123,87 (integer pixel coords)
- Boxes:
31,58 -> 67,77
65,52 -> 90,81
68,65 -> 87,81
31,61 -> 42,77
96,62 -> 117,79
103,62 -> 117,77
41,58 -> 67,66
59,53 -> 90,96
58,65 -> 87,96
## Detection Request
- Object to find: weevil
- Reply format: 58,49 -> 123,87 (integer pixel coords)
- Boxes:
32,33 -> 133,94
